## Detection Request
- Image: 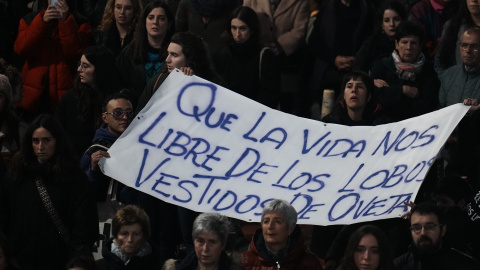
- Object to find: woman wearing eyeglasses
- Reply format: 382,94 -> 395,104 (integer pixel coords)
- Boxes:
56,46 -> 122,157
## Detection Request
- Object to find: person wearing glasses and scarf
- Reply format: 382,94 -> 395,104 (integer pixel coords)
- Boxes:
56,46 -> 122,157
371,21 -> 440,122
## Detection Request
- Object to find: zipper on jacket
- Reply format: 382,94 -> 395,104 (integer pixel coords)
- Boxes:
276,261 -> 280,270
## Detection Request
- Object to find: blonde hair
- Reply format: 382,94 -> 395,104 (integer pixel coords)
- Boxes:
97,0 -> 142,34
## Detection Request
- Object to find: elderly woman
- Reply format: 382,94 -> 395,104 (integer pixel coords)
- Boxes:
371,21 -> 439,121
322,71 -> 391,126
163,212 -> 242,270
336,225 -> 396,270
242,199 -> 324,270
96,205 -> 159,269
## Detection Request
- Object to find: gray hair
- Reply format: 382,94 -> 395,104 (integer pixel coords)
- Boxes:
192,213 -> 231,246
261,199 -> 297,230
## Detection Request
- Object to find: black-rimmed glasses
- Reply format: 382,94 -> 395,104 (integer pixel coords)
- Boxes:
410,223 -> 441,234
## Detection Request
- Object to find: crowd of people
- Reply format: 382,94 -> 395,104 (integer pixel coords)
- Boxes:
0,0 -> 480,269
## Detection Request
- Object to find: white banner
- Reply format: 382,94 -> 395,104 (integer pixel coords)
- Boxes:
100,70 -> 468,225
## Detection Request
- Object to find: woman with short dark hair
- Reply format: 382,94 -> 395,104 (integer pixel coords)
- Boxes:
336,225 -> 396,270
56,45 -> 121,157
371,21 -> 440,121
322,71 -> 391,126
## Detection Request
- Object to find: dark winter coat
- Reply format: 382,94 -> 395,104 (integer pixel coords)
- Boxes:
371,54 -> 439,121
394,245 -> 480,270
0,162 -> 98,270
97,238 -> 159,270
14,10 -> 91,112
242,226 -> 324,270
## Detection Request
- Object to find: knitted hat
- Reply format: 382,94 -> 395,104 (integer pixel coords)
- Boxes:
0,74 -> 13,107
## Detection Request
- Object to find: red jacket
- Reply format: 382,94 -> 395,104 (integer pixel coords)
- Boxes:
242,227 -> 324,270
14,10 -> 91,112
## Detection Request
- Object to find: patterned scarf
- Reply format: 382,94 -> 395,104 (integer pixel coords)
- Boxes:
111,239 -> 152,265
392,50 -> 425,81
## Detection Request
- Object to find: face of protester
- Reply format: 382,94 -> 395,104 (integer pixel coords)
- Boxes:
460,32 -> 480,68
166,43 -> 187,73
77,55 -> 96,88
410,212 -> 445,255
395,35 -> 421,63
344,78 -> 370,114
194,232 -> 223,268
116,223 -> 145,258
13,78 -> 24,105
102,98 -> 134,137
382,9 -> 402,39
262,212 -> 292,252
114,0 -> 134,26
231,18 -> 251,44
354,234 -> 380,270
32,127 -> 56,163
468,0 -> 480,16
146,7 -> 169,41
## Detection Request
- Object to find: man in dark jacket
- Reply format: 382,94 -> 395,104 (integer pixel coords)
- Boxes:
394,202 -> 480,270
81,92 -> 134,205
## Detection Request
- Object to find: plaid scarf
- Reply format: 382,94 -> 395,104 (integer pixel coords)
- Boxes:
392,50 -> 425,81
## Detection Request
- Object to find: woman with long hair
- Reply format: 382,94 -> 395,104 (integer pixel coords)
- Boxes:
56,46 -> 121,156
94,0 -> 142,56
117,0 -> 175,106
336,225 -> 396,270
0,114 -> 98,270
353,1 -> 407,73
371,21 -> 439,121
214,6 -> 280,108
137,31 -> 223,111
322,71 -> 390,126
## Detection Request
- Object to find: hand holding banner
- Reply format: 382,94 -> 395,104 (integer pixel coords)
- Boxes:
101,70 -> 468,225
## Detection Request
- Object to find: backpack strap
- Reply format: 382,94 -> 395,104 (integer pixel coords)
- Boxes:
259,47 -> 269,81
